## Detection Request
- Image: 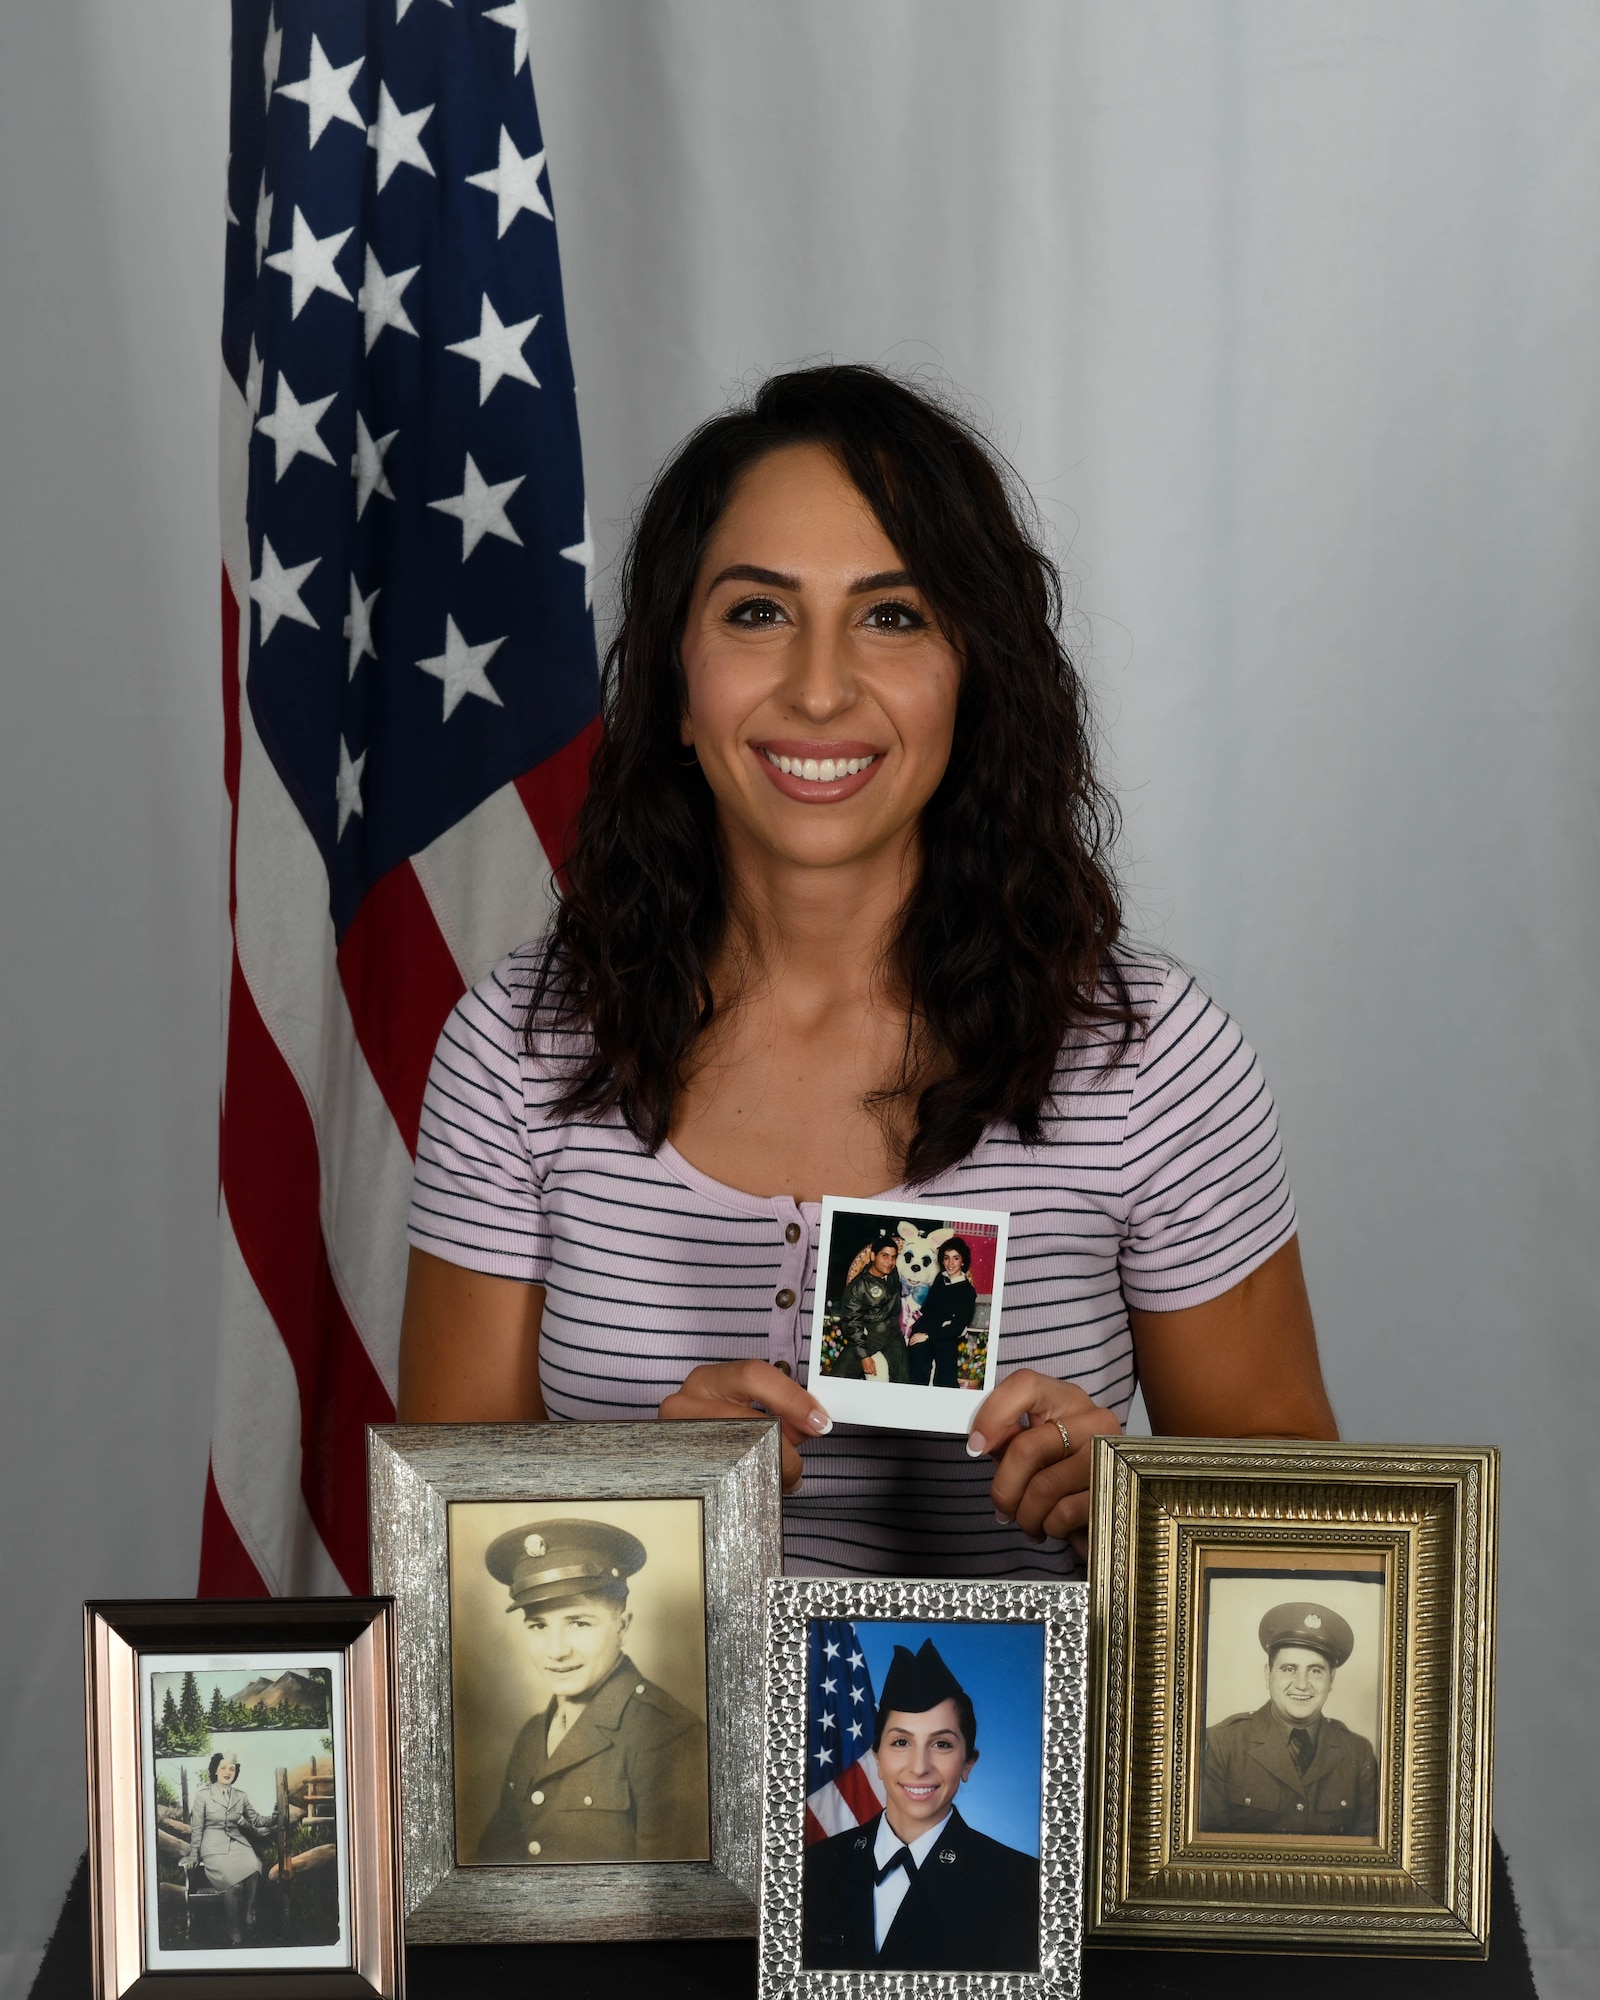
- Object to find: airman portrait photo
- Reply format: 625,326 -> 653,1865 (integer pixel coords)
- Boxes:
447,1501 -> 712,1866
1199,1586 -> 1383,1840
802,1630 -> 1042,1973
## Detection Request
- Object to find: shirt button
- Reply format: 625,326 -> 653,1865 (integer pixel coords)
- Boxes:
1296,1803 -> 1305,1812
775,1287 -> 796,1308
785,1222 -> 801,1243
774,1359 -> 792,1377
584,1795 -> 593,1806
636,1684 -> 646,1695
529,1791 -> 544,1805
527,1841 -> 541,1855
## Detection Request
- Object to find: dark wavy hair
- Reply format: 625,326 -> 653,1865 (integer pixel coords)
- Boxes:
941,1235 -> 972,1274
529,364 -> 1136,1182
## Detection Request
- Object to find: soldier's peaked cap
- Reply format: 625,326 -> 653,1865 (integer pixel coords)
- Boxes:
1258,1601 -> 1354,1667
484,1518 -> 647,1616
878,1638 -> 969,1718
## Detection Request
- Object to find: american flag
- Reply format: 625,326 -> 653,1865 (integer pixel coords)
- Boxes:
806,1619 -> 887,1843
202,0 -> 598,1596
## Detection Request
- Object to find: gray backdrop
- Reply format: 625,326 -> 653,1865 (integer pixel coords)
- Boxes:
0,3 -> 1594,1993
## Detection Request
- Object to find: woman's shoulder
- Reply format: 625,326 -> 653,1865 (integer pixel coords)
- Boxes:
446,938 -> 594,1075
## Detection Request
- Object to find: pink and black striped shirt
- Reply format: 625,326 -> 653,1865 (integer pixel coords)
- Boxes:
407,946 -> 1297,1580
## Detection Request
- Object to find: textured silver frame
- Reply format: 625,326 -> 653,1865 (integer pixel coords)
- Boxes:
759,1577 -> 1087,2000
1086,1437 -> 1499,1955
367,1419 -> 782,1942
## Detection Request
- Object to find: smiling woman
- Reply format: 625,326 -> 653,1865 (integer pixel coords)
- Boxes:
398,364 -> 1336,1584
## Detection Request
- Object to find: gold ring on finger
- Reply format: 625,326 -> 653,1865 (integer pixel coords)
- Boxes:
1053,1418 -> 1072,1461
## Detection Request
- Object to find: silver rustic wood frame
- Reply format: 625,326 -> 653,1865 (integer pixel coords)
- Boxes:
1086,1437 -> 1499,1955
759,1576 -> 1088,2000
367,1419 -> 782,1942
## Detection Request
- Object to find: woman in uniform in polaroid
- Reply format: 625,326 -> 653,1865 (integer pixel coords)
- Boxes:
906,1236 -> 976,1387
399,363 -> 1338,1586
802,1638 -> 1039,1971
182,1753 -> 277,1944
472,1518 -> 710,1864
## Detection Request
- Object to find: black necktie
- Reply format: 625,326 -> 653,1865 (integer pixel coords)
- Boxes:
1289,1727 -> 1313,1773
875,1844 -> 917,1886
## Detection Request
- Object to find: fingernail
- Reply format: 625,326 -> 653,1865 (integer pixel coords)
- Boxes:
807,1409 -> 833,1434
993,1509 -> 1012,1526
966,1431 -> 988,1458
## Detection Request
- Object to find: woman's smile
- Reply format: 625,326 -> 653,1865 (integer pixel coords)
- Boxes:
752,738 -> 885,802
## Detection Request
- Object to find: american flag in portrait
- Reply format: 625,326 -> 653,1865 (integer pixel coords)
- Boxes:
203,0 -> 598,1596
806,1619 -> 888,1842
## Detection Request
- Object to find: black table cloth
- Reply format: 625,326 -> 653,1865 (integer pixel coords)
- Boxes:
31,1839 -> 1537,2000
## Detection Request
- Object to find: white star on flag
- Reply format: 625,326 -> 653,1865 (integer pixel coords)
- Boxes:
250,537 -> 319,644
344,576 -> 379,677
429,454 -> 525,560
417,616 -> 506,719
276,36 -> 365,148
466,127 -> 552,237
335,738 -> 367,837
824,1641 -> 840,1660
821,1676 -> 838,1695
352,415 -> 397,518
266,207 -> 354,319
814,1744 -> 834,1769
262,7 -> 282,110
368,82 -> 435,191
848,1651 -> 865,1670
820,1711 -> 835,1731
561,505 -> 595,609
256,372 -> 337,482
483,1 -> 529,72
446,295 -> 541,404
254,172 -> 274,273
847,1719 -> 864,1740
850,1685 -> 864,1704
245,339 -> 264,422
358,247 -> 419,353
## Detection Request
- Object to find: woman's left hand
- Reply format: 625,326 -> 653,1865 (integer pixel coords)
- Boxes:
967,1370 -> 1123,1556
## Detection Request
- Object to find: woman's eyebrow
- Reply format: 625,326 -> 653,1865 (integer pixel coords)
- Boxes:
705,564 -> 916,593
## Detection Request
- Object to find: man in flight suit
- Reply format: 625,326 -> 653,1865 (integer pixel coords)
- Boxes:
472,1519 -> 710,1864
832,1236 -> 909,1382
1200,1601 -> 1379,1838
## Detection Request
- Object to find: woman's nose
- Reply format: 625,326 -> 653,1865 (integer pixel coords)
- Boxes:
783,622 -> 857,719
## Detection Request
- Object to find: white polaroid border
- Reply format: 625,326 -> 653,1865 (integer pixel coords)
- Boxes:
138,1648 -> 353,1973
805,1195 -> 1011,1436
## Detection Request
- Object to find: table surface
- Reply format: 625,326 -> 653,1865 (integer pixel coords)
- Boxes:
31,1840 -> 1537,2000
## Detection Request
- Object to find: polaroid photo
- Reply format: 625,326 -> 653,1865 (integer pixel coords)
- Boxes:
805,1196 -> 1009,1436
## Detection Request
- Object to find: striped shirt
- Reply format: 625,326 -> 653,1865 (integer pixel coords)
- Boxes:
408,946 -> 1297,1581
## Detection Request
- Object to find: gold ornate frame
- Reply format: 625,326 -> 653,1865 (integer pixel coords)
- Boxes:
1085,1439 -> 1497,1955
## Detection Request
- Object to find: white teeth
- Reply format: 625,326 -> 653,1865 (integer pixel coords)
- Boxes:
802,758 -> 819,780
762,750 -> 876,781
819,759 -> 837,782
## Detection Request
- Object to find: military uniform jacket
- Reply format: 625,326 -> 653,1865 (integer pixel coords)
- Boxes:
837,1270 -> 903,1358
475,1655 -> 709,1863
802,1808 -> 1040,1973
1200,1702 -> 1378,1837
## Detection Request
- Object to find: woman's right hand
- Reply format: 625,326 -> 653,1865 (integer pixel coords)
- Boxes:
659,1360 -> 832,1492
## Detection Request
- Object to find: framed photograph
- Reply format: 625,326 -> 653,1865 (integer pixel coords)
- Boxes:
760,1576 -> 1087,1998
84,1597 -> 402,1999
805,1196 -> 1010,1435
368,1417 -> 782,1941
1086,1438 -> 1499,1955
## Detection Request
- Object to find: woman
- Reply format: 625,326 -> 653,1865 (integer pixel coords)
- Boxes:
906,1238 -> 976,1388
802,1637 -> 1038,1971
400,364 -> 1336,1576
183,1753 -> 275,1944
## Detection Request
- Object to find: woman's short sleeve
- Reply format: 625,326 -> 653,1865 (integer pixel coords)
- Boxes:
406,957 -> 552,1283
1117,965 -> 1298,1312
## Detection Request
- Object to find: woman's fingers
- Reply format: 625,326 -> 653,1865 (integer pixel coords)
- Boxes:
968,1368 -> 1101,1458
972,1369 -> 1122,1539
658,1359 -> 830,1492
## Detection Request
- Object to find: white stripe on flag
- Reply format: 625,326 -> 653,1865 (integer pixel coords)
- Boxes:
213,1196 -> 347,1597
413,777 -> 557,987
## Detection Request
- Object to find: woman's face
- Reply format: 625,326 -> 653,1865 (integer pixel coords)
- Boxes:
940,1247 -> 966,1277
215,1759 -> 239,1786
876,1697 -> 977,1839
677,443 -> 962,877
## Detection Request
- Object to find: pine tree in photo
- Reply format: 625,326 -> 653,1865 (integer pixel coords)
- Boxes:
208,1683 -> 225,1727
176,1671 -> 210,1753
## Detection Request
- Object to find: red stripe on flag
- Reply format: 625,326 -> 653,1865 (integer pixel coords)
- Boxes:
514,716 -> 600,875
337,860 -> 465,1158
220,953 -> 394,1589
198,1462 -> 270,1598
805,1806 -> 828,1847
835,1761 -> 882,1825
